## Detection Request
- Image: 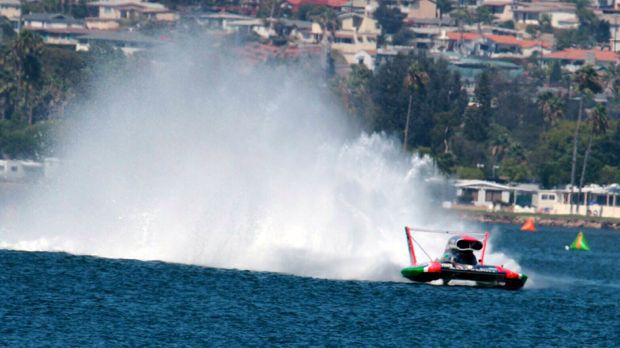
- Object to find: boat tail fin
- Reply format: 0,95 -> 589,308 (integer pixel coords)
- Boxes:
480,231 -> 489,265
405,226 -> 417,265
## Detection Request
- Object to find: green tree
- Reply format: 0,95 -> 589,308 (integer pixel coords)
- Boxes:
463,107 -> 488,142
549,61 -> 563,84
498,158 -> 529,182
575,65 -> 603,96
403,63 -> 429,150
475,7 -> 494,25
601,63 -> 620,98
577,103 -> 608,213
498,20 -> 515,29
257,0 -> 290,18
452,8 -> 473,26
569,65 -> 602,212
463,72 -> 493,143
0,17 -> 16,43
456,166 -> 484,179
594,20 -> 611,44
475,71 -> 492,121
370,54 -> 410,134
8,30 -> 45,125
343,64 -> 375,130
393,27 -> 414,46
373,1 -> 406,35
531,121 -> 580,187
298,5 -> 338,34
539,14 -> 553,33
525,25 -> 540,38
435,0 -> 453,19
599,165 -> 620,184
537,91 -> 565,130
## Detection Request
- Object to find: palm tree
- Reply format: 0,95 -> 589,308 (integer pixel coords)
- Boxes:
314,8 -> 338,40
569,65 -> 602,214
577,103 -> 609,214
435,0 -> 453,19
601,63 -> 620,98
574,65 -> 603,96
8,30 -> 44,125
536,91 -> 565,130
403,63 -> 429,151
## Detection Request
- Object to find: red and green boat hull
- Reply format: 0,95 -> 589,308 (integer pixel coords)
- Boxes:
401,262 -> 528,290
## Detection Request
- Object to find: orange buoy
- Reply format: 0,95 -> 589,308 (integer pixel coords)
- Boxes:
520,217 -> 536,232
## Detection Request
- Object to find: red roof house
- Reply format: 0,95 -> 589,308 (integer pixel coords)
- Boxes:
286,0 -> 349,12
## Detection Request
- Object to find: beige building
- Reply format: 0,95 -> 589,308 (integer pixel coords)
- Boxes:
76,30 -> 164,55
454,180 -> 620,218
85,17 -> 121,30
21,13 -> 88,46
512,1 -> 578,29
534,185 -> 620,218
0,0 -> 20,24
481,0 -> 514,22
402,0 -> 439,21
600,13 -> 620,51
88,0 -> 177,23
22,13 -> 85,30
331,12 -> 380,67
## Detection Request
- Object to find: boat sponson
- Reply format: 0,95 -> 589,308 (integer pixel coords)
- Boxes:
401,263 -> 527,289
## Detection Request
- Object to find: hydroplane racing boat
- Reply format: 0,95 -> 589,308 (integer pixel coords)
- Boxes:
400,227 -> 527,290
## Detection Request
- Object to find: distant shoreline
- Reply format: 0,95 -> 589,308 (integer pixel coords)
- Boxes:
452,208 -> 620,231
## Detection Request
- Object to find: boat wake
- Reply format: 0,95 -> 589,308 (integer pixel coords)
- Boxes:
0,40 -> 517,281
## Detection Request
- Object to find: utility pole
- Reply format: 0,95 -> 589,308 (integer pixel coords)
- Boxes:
403,94 -> 413,151
569,96 -> 583,215
615,16 -> 618,52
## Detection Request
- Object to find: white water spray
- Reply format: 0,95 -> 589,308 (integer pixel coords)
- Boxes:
0,40 -> 518,281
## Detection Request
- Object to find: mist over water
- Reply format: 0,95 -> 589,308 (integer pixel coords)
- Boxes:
0,41 -> 518,281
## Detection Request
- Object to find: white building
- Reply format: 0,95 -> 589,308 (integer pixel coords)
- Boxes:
455,180 -> 537,208
0,160 -> 45,181
512,1 -> 578,29
534,184 -> 620,218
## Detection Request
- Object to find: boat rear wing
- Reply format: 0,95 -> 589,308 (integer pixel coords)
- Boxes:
405,226 -> 417,265
404,226 -> 489,266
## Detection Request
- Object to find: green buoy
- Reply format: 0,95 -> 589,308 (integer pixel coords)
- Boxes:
567,231 -> 590,251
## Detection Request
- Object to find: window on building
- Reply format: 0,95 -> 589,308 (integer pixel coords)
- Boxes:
485,190 -> 503,202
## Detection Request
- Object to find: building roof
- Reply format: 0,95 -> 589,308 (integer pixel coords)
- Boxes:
22,13 -> 84,25
226,19 -> 264,27
405,17 -> 456,27
544,48 -> 620,63
482,0 -> 512,6
79,30 -> 163,44
456,180 -> 507,190
286,0 -> 350,9
455,180 -> 538,192
486,34 -> 552,49
239,42 -> 322,64
446,32 -> 552,48
267,18 -> 314,30
89,0 -> 171,13
25,27 -> 92,34
334,31 -> 355,38
446,32 -> 482,41
512,1 -> 576,13
0,0 -> 20,6
552,184 -> 620,194
189,12 -> 252,20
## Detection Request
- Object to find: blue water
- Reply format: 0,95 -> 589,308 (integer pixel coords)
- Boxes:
1,225 -> 619,346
